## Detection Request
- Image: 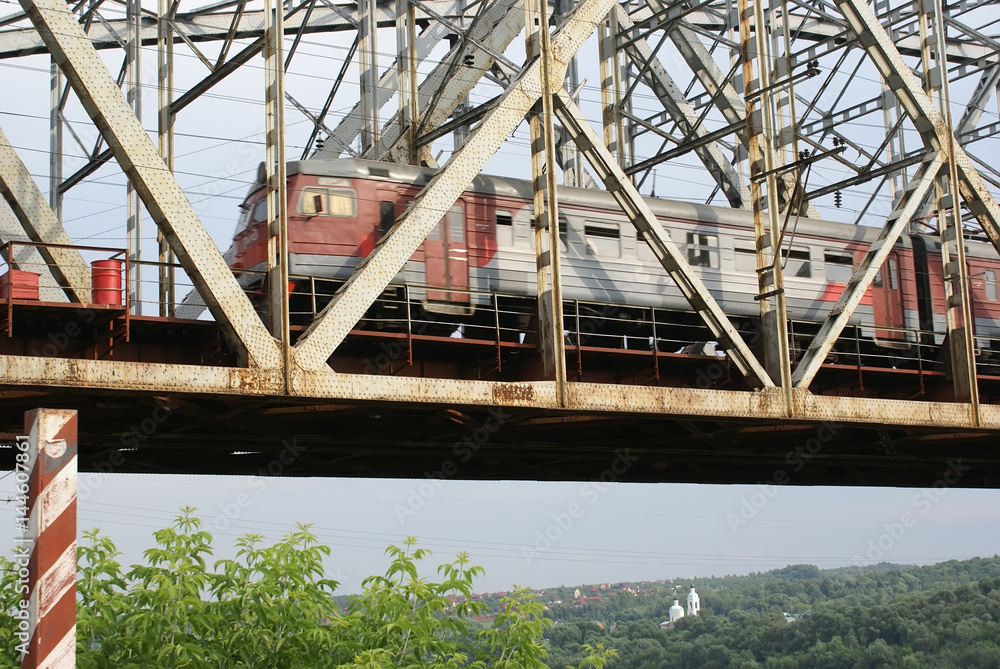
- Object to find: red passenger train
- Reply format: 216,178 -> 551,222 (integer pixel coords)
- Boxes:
230,158 -> 1000,363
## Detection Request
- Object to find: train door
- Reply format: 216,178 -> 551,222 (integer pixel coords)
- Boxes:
872,251 -> 905,340
424,203 -> 469,305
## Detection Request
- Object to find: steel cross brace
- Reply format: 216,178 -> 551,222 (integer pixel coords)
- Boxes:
552,91 -> 773,389
313,3 -> 458,159
292,0 -> 618,373
791,151 -> 946,389
613,9 -> 751,210
834,0 -> 1000,257
379,0 -> 524,164
0,126 -> 91,303
18,0 -> 281,369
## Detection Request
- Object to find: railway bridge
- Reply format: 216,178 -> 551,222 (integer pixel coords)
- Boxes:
0,0 -> 999,489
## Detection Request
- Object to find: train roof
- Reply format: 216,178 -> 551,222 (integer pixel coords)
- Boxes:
261,158 -> 997,259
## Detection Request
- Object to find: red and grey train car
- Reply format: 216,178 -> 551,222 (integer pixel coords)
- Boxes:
230,158 -> 1000,353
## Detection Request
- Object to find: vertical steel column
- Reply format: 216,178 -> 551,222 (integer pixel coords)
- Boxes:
555,0 -> 581,187
264,0 -> 290,383
125,0 -> 142,312
598,7 -> 626,168
157,0 -> 175,317
48,61 -> 62,225
20,408 -> 77,669
920,0 -> 978,413
739,0 -> 792,410
526,0 -> 566,398
453,0 -> 471,151
358,0 -> 380,156
395,0 -> 418,165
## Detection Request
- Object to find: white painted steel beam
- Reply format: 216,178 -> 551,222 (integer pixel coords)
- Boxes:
18,0 -> 280,369
553,92 -> 773,389
835,0 -> 1000,257
0,126 -> 91,303
1,354 -> 998,430
292,0 -> 617,372
791,152 -> 946,389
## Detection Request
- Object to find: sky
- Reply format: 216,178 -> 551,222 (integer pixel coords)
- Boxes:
3,473 -> 996,594
1,1 -> 1000,597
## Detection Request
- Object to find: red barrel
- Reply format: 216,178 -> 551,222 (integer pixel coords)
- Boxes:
91,259 -> 123,305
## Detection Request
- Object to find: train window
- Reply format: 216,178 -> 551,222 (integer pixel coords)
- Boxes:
782,247 -> 811,278
888,257 -> 898,290
449,206 -> 464,243
428,220 -> 441,240
986,269 -> 997,300
872,267 -> 883,288
299,188 -> 327,215
327,189 -> 356,217
686,233 -> 719,269
585,222 -> 620,257
734,244 -> 757,273
824,251 -> 854,282
251,198 -> 268,224
496,210 -> 513,247
379,201 -> 395,237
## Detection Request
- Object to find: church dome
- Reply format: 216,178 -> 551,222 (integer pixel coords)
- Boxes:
669,597 -> 685,622
687,584 -> 700,616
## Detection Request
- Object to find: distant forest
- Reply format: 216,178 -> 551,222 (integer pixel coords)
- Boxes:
540,557 -> 1000,668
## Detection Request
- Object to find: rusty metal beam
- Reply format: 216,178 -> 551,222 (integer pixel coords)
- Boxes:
292,0 -> 616,373
19,0 -> 280,369
0,126 -> 91,303
0,354 -> 996,431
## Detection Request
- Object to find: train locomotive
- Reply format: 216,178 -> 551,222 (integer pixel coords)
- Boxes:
230,158 -> 1000,366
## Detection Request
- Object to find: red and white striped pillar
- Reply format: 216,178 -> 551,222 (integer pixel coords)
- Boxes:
22,409 -> 77,669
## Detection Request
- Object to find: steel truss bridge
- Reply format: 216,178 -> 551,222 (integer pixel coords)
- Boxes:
0,0 -> 998,487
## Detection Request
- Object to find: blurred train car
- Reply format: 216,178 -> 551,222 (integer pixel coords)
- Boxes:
229,158 -> 1000,357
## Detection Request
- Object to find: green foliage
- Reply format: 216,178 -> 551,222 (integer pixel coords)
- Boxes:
1,509 -> 560,668
0,554 -> 26,669
542,557 -> 1000,669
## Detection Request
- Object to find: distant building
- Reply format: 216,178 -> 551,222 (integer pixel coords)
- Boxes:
687,584 -> 700,616
669,596 -> 685,623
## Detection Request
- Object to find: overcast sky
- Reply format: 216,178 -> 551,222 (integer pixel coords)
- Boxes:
3,473 -> 995,594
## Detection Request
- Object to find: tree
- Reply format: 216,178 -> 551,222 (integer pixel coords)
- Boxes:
3,508 -> 603,668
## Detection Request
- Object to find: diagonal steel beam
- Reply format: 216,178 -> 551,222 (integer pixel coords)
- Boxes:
19,0 -> 280,368
792,152 -> 946,389
835,0 -> 1000,257
0,126 -> 91,303
292,0 -> 616,373
0,202 -> 71,302
552,92 -> 773,389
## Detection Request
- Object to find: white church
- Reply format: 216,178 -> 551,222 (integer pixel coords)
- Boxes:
660,584 -> 700,629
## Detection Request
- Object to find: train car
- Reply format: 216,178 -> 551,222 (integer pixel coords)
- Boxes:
229,158 -> 1000,357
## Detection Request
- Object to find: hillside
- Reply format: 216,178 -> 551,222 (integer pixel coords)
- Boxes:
540,556 -> 1000,668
